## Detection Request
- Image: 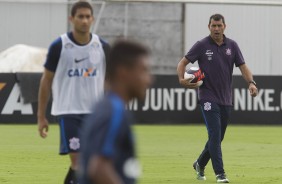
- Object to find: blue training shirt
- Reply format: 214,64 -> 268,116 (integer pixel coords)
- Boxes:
44,32 -> 110,72
79,92 -> 137,184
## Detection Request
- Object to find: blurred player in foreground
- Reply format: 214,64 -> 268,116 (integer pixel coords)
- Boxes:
177,14 -> 258,183
79,40 -> 152,184
37,1 -> 109,183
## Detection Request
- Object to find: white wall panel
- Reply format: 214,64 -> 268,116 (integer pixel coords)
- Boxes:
0,2 -> 67,51
185,3 -> 282,75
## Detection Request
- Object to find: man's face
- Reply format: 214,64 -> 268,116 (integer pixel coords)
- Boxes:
70,8 -> 94,34
126,56 -> 152,101
209,19 -> 226,41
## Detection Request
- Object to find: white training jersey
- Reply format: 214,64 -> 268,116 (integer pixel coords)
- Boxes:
51,33 -> 105,115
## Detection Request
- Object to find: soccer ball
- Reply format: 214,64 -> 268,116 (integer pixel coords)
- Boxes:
184,67 -> 205,84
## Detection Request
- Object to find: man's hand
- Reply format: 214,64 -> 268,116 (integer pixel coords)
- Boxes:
249,83 -> 258,97
177,57 -> 202,89
38,117 -> 49,138
179,78 -> 202,89
239,64 -> 258,97
37,69 -> 54,138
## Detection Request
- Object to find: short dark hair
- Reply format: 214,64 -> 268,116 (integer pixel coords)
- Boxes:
209,14 -> 225,25
106,40 -> 150,80
71,1 -> 93,17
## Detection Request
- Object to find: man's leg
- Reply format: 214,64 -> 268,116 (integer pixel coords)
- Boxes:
214,105 -> 232,183
197,105 -> 232,167
220,105 -> 232,142
197,101 -> 224,175
64,153 -> 79,184
197,141 -> 210,168
193,140 -> 209,180
59,115 -> 82,184
70,152 -> 79,170
215,105 -> 232,174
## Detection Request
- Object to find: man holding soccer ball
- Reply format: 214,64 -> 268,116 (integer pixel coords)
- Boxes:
177,14 -> 258,183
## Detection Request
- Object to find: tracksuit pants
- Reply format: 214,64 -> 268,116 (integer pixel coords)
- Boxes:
197,100 -> 232,175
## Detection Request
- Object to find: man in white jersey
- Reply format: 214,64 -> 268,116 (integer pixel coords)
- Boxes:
37,1 -> 109,183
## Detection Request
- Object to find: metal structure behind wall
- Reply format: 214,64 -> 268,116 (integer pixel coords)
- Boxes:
1,0 -> 282,75
105,0 -> 282,6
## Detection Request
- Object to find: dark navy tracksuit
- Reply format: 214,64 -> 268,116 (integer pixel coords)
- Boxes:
198,101 -> 232,174
79,93 -> 137,184
185,35 -> 245,174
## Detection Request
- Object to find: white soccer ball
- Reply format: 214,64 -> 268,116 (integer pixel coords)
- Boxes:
184,67 -> 204,86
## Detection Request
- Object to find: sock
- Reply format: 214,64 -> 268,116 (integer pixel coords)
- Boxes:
64,167 -> 77,184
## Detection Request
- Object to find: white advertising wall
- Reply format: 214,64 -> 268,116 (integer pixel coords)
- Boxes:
0,1 -> 68,52
185,3 -> 282,75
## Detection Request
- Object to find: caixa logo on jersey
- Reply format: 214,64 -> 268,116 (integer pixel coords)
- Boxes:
68,67 -> 98,77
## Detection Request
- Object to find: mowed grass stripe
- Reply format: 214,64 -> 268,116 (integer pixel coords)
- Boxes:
0,125 -> 281,184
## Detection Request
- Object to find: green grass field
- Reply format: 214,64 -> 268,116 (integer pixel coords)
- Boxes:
0,125 -> 281,184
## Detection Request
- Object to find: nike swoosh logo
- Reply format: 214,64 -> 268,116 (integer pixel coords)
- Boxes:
75,57 -> 89,63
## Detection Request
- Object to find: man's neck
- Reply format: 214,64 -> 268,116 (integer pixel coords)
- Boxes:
210,35 -> 224,46
72,31 -> 91,45
216,40 -> 224,46
110,84 -> 131,104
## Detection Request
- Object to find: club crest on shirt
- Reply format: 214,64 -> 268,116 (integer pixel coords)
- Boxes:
204,102 -> 212,111
205,50 -> 213,61
91,41 -> 100,48
226,48 -> 232,56
69,137 -> 80,150
65,43 -> 74,49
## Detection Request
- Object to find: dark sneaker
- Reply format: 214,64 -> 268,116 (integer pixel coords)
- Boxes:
193,161 -> 206,180
216,173 -> 229,183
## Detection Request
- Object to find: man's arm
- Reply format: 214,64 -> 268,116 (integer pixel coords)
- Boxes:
239,64 -> 258,97
87,156 -> 123,184
37,69 -> 54,138
177,57 -> 202,89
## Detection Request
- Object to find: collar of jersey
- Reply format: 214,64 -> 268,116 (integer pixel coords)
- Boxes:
208,34 -> 227,46
67,32 -> 92,46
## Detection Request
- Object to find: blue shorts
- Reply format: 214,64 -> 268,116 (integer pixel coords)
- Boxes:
57,114 -> 88,155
